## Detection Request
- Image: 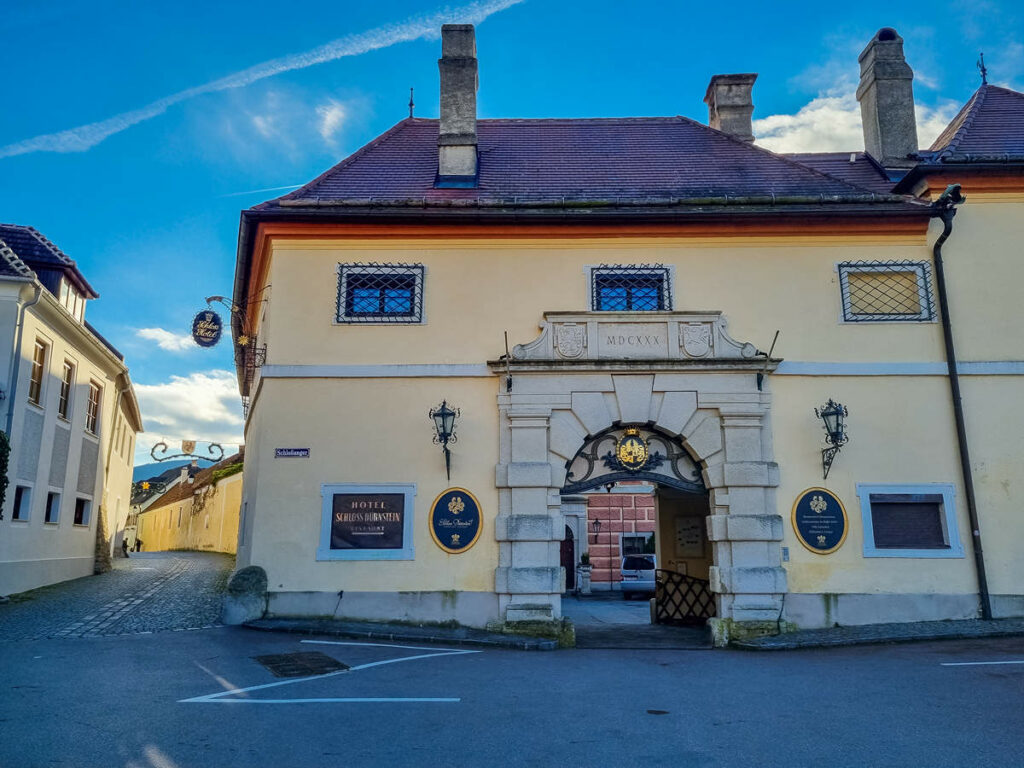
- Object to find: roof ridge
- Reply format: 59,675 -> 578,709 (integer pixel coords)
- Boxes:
0,237 -> 36,279
673,115 -> 891,198
271,119 -> 418,205
932,85 -> 988,155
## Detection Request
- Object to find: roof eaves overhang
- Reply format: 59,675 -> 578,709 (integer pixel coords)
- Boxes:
895,160 -> 1024,193
232,197 -> 930,397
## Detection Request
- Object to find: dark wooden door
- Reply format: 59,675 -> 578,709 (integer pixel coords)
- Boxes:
560,525 -> 575,591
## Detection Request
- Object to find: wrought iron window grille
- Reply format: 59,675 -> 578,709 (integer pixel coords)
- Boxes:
590,264 -> 672,312
337,263 -> 425,324
837,261 -> 935,322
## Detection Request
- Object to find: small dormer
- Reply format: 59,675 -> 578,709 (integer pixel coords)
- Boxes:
58,276 -> 87,322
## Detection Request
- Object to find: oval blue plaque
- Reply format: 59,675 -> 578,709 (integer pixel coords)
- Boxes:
791,487 -> 848,554
429,488 -> 482,554
191,310 -> 223,348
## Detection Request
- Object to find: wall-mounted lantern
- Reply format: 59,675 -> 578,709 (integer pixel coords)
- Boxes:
591,517 -> 603,544
428,400 -> 460,480
815,398 -> 849,480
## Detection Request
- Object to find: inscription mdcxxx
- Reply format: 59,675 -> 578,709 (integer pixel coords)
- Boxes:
596,323 -> 669,359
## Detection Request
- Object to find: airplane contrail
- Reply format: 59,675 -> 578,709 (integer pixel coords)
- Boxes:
0,0 -> 523,159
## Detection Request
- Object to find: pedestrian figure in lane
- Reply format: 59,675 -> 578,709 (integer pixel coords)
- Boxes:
121,538 -> 129,558
134,538 -> 143,552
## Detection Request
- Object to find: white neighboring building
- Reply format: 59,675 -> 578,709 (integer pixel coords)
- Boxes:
0,224 -> 142,595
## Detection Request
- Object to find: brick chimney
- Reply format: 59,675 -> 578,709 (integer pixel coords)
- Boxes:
704,74 -> 758,143
856,28 -> 919,168
437,24 -> 478,185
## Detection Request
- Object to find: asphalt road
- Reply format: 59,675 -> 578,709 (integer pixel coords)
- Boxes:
3,626 -> 1023,767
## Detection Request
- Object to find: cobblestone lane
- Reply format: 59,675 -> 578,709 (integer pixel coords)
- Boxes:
0,552 -> 234,641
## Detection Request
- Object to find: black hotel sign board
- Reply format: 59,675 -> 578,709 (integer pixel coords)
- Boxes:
331,493 -> 405,550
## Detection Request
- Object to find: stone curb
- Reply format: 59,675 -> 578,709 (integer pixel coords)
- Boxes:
731,618 -> 1024,650
243,618 -> 559,651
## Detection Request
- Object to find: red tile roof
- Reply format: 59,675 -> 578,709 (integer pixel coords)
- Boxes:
256,117 -> 911,211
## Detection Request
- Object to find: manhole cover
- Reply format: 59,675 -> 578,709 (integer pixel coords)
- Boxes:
253,652 -> 349,678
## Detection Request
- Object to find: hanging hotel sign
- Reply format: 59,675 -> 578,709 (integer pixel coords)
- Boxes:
330,493 -> 406,551
429,488 -> 483,554
791,488 -> 848,554
191,310 -> 223,348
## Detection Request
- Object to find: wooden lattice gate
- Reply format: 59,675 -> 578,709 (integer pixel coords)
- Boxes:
654,569 -> 716,625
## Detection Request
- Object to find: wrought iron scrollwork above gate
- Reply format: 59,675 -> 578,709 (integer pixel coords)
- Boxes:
562,424 -> 705,495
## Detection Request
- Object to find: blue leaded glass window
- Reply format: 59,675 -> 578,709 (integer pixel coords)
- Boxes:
591,265 -> 672,311
337,264 -> 425,324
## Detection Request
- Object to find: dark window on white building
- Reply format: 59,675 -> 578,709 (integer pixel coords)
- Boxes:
12,486 -> 31,520
86,381 -> 102,435
45,492 -> 61,523
28,339 -> 47,405
74,498 -> 91,526
858,484 -> 963,558
58,360 -> 74,419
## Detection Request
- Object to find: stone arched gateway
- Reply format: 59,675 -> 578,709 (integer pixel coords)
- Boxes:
489,311 -> 786,646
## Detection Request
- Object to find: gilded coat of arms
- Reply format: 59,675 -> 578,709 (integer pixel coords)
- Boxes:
681,323 -> 712,358
615,427 -> 649,471
810,495 -> 828,514
448,496 -> 465,514
555,324 -> 586,358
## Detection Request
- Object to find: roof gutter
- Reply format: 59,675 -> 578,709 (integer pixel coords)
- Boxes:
930,183 -> 992,621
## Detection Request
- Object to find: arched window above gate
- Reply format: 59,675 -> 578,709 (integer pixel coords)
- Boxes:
562,424 -> 706,495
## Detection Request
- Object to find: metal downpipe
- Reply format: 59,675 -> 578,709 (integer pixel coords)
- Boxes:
931,184 -> 992,620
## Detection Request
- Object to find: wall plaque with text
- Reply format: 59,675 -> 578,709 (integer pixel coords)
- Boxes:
330,493 -> 405,550
791,487 -> 848,554
429,488 -> 482,554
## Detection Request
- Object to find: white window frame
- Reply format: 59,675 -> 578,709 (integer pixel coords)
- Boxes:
85,380 -> 102,435
335,263 -> 426,325
586,264 -> 675,312
73,496 -> 92,527
318,483 -> 416,561
27,338 -> 48,407
837,262 -> 935,323
58,359 -> 76,421
12,484 -> 33,521
44,490 -> 61,525
857,483 -> 963,558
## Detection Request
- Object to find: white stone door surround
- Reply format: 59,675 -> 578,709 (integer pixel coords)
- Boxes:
491,312 -> 786,642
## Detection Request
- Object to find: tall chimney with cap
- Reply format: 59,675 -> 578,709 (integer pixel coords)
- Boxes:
437,24 -> 478,185
704,74 -> 758,143
856,27 -> 919,168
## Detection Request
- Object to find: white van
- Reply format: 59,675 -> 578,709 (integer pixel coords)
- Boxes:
620,554 -> 656,599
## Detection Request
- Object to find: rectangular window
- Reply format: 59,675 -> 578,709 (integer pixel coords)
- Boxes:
58,360 -> 75,419
590,265 -> 672,311
858,483 -> 963,558
12,486 -> 31,520
838,262 -> 935,322
621,531 -> 655,556
336,263 -> 425,324
86,381 -> 102,435
73,497 -> 91,526
28,339 -> 47,405
45,492 -> 61,524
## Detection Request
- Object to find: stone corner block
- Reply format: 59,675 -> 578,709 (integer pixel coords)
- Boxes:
506,462 -> 553,488
708,514 -> 783,542
495,566 -> 562,594
221,565 -> 268,625
712,566 -> 787,595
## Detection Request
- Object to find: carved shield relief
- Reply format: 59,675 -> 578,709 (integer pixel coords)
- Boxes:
680,323 -> 712,358
554,324 -> 586,358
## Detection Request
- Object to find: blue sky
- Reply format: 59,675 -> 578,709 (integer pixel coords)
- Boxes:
1,0 -> 1020,465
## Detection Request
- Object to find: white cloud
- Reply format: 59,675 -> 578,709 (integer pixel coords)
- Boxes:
136,327 -> 195,352
0,0 -> 523,159
134,370 -> 244,461
753,90 -> 960,154
317,99 -> 348,145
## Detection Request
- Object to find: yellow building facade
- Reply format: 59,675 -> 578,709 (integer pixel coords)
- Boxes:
228,26 -> 1024,643
137,456 -> 242,555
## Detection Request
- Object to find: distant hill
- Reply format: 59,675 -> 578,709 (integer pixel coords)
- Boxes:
133,458 -> 215,482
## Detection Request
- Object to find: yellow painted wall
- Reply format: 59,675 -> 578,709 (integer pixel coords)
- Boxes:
137,471 -> 241,554
242,377 -> 498,593
239,200 -> 1024,604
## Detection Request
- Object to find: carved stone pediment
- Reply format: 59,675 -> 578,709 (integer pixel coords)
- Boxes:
511,312 -> 761,363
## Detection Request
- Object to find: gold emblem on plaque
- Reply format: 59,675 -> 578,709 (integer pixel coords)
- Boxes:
451,534 -> 461,545
615,427 -> 649,471
448,496 -> 465,515
810,495 -> 828,514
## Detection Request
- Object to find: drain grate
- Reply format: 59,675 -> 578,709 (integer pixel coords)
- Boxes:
253,651 -> 349,678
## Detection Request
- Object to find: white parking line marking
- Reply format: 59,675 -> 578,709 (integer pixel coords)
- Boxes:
180,644 -> 479,704
198,698 -> 460,704
941,660 -> 1024,667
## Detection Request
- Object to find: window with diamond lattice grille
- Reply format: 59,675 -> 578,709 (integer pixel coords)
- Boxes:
337,264 -> 424,323
591,265 -> 672,311
838,262 -> 935,322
